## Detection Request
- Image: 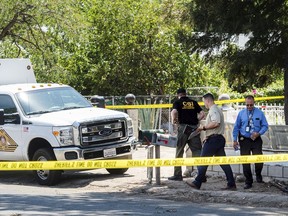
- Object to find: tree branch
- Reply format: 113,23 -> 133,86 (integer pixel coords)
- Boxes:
9,33 -> 39,49
0,12 -> 19,40
0,4 -> 34,41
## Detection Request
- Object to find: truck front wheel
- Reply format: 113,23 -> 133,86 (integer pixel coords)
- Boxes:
32,148 -> 62,186
106,154 -> 131,175
106,168 -> 129,175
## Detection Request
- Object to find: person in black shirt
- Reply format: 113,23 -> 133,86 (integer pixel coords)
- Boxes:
168,88 -> 205,181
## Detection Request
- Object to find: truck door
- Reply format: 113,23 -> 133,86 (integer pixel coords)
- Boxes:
0,94 -> 23,160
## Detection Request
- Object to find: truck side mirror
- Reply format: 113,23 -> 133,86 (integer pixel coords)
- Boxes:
5,113 -> 21,124
0,109 -> 4,125
11,113 -> 21,124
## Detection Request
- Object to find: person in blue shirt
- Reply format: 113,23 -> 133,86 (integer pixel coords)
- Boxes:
233,95 -> 268,189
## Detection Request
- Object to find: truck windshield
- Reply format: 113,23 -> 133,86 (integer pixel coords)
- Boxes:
16,87 -> 93,115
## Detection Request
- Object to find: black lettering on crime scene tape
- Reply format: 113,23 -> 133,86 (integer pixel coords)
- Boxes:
92,161 -> 103,168
163,160 -> 171,166
18,163 -> 27,168
127,160 -> 147,167
0,163 -> 9,168
172,159 -> 184,166
0,154 -> 288,170
54,162 -> 76,168
29,163 -> 43,169
103,161 -> 117,168
147,160 -> 155,166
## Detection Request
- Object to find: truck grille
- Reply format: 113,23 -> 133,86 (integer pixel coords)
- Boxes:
83,145 -> 131,159
80,119 -> 127,146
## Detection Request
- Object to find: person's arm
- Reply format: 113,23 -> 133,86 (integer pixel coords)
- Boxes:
252,111 -> 269,140
198,110 -> 205,121
232,112 -> 241,147
258,112 -> 269,135
202,121 -> 220,130
197,109 -> 220,131
194,101 -> 205,120
198,120 -> 220,132
171,109 -> 178,124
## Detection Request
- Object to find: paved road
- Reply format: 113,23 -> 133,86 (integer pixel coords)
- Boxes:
0,147 -> 287,216
0,184 -> 287,216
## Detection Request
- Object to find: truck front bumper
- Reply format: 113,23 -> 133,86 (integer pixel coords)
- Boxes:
53,137 -> 137,161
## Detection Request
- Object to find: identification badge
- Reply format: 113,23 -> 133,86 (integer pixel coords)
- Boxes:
245,126 -> 250,132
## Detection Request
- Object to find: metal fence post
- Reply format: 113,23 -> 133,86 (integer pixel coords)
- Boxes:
155,145 -> 161,185
146,145 -> 154,184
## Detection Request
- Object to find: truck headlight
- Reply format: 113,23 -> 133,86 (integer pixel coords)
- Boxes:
127,118 -> 134,137
53,126 -> 73,146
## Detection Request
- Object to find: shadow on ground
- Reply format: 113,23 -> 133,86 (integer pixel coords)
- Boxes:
0,169 -> 134,188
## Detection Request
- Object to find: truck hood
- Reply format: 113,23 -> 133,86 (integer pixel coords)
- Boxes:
27,107 -> 129,126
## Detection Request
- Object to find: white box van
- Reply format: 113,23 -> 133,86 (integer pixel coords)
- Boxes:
0,59 -> 136,185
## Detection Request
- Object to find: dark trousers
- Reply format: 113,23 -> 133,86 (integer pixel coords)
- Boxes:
239,136 -> 263,185
193,135 -> 235,188
174,124 -> 202,176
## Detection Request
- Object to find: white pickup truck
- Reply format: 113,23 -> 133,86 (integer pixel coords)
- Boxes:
0,59 -> 136,185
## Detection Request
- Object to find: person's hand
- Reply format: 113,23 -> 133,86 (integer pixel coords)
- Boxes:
196,125 -> 204,133
233,141 -> 239,149
250,132 -> 260,141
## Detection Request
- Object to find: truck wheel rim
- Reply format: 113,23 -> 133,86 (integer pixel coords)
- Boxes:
36,156 -> 49,180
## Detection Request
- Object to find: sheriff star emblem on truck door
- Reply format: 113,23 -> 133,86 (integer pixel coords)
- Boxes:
0,129 -> 18,152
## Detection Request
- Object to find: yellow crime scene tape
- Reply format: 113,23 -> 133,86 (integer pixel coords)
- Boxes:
0,154 -> 287,171
106,96 -> 284,109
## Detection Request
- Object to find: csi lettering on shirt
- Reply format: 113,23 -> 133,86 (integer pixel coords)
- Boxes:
182,102 -> 195,109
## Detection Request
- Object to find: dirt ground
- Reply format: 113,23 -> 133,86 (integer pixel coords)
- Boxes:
1,146 -> 288,209
85,146 -> 288,209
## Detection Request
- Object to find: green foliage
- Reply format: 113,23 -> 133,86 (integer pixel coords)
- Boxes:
137,99 -> 159,130
63,0 -> 210,96
12,0 -> 222,96
220,79 -> 284,104
0,0 -> 88,83
0,0 -> 245,97
182,0 -> 288,93
257,80 -> 284,97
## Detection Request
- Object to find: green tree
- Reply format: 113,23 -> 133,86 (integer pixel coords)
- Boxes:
61,0 -> 222,96
0,0 -> 84,82
182,0 -> 288,124
0,0 -> 225,97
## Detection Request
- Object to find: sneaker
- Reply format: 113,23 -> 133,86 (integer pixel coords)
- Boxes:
185,181 -> 200,190
222,185 -> 237,191
168,175 -> 183,181
244,184 -> 252,189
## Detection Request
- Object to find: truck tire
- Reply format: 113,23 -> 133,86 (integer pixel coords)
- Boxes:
106,168 -> 129,175
32,148 -> 62,186
106,155 -> 131,175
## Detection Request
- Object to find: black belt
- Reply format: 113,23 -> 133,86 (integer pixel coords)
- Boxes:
207,134 -> 222,139
239,134 -> 260,141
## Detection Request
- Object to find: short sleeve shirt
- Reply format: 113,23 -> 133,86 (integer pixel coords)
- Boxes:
205,104 -> 225,136
172,97 -> 202,125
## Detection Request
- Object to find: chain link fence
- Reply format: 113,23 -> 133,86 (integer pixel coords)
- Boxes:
86,95 -> 285,129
